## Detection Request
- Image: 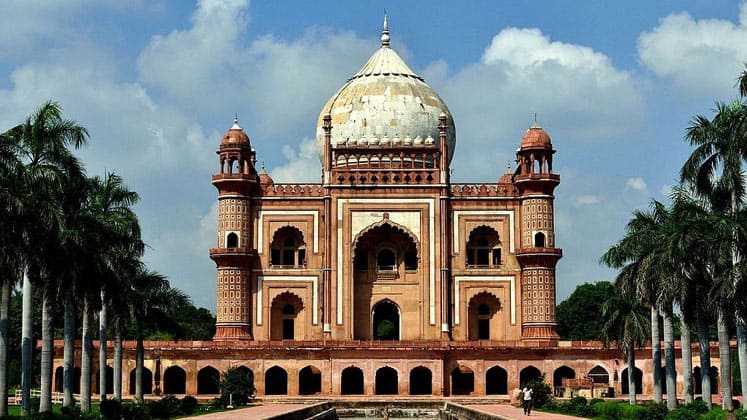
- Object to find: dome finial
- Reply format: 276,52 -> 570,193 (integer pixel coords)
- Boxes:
381,12 -> 390,47
531,112 -> 541,128
231,113 -> 242,130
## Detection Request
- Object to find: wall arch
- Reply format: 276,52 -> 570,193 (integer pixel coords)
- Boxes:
341,366 -> 364,395
265,366 -> 288,395
197,366 -> 220,395
375,366 -> 398,395
163,366 -> 186,394
409,366 -> 432,395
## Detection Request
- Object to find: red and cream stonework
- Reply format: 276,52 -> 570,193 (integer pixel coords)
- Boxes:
51,19 -> 728,400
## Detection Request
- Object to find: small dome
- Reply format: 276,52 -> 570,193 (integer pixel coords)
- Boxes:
222,117 -> 251,146
259,164 -> 274,185
519,124 -> 553,151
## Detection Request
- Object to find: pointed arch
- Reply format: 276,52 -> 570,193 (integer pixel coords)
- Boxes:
163,366 -> 186,394
271,291 -> 304,340
466,225 -> 502,267
372,299 -> 400,340
352,217 -> 420,257
486,365 -> 508,395
341,366 -> 364,395
197,366 -> 220,395
468,291 -> 501,340
375,366 -> 398,395
409,366 -> 432,395
270,226 -> 307,267
553,366 -> 576,387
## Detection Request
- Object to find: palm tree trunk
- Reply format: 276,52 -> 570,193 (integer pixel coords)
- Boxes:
0,281 -> 11,416
681,317 -> 693,404
736,317 -> 747,401
63,299 -> 75,407
113,331 -> 122,400
135,327 -> 144,402
39,292 -> 53,412
628,350 -> 637,405
717,309 -> 733,411
651,305 -> 662,403
98,291 -> 107,401
80,297 -> 93,412
697,305 -> 713,409
662,306 -> 677,410
20,268 -> 32,415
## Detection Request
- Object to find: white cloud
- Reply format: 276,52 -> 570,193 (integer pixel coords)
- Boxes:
270,138 -> 321,183
626,177 -> 648,192
573,195 -> 601,206
638,4 -> 747,97
424,27 -> 644,181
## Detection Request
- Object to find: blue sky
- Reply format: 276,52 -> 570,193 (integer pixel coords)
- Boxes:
2,1 -> 746,311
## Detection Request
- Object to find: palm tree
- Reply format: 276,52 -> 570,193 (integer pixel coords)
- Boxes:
601,287 -> 649,405
88,173 -> 142,403
129,267 -> 188,402
1,101 -> 88,414
601,201 -> 670,405
0,128 -> 24,416
681,98 -> 747,411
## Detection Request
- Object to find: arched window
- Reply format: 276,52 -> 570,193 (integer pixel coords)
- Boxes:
478,304 -> 490,340
270,227 -> 306,267
534,232 -> 546,248
520,366 -> 542,387
129,367 -> 151,395
466,227 -> 501,268
226,232 -> 239,248
409,367 -> 432,395
377,249 -> 397,271
282,304 -> 295,340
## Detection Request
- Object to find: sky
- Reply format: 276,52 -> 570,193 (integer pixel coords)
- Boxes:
2,0 -> 746,311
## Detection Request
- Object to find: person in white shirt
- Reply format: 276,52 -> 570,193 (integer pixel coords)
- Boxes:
522,386 -> 534,415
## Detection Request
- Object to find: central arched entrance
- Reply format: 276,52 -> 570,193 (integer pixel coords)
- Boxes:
375,367 -> 398,395
372,300 -> 400,340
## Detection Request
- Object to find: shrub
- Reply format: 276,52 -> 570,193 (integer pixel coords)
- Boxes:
121,402 -> 151,420
593,400 -> 621,420
523,374 -> 552,408
634,402 -> 667,420
665,407 -> 701,420
181,395 -> 199,415
100,398 -> 123,419
700,407 -> 728,420
218,367 -> 255,407
149,395 -> 183,419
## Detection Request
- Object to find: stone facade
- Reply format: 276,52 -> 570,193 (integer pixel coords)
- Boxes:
51,19 -> 729,401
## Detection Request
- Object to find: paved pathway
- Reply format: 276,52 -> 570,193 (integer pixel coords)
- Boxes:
180,404 -> 309,419
469,404 -> 584,419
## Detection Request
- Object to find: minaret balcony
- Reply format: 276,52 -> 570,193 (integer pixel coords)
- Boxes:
515,247 -> 562,266
212,173 -> 258,182
209,247 -> 256,266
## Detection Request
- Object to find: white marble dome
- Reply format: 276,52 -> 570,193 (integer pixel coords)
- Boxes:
316,17 -> 456,163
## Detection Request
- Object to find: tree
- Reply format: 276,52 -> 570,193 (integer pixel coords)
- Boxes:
1,101 -> 87,414
601,201 -> 671,405
128,267 -> 188,401
219,367 -> 255,406
681,98 -> 747,411
556,281 -> 615,340
601,288 -> 649,405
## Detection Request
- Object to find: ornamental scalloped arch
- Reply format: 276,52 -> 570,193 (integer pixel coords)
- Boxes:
270,290 -> 305,311
467,290 -> 502,308
352,216 -> 420,257
467,225 -> 501,244
270,225 -> 306,247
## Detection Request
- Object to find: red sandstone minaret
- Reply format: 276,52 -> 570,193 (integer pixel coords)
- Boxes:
209,117 -> 258,340
513,121 -> 562,341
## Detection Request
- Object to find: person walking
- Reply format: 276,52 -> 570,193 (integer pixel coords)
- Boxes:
522,385 -> 534,415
